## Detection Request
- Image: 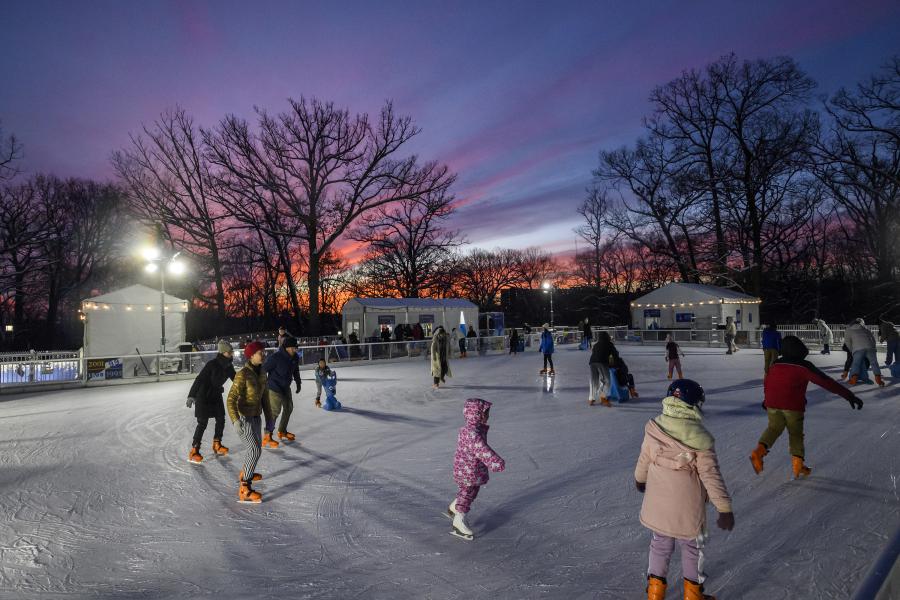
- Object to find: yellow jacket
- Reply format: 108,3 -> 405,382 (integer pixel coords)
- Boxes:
226,364 -> 272,423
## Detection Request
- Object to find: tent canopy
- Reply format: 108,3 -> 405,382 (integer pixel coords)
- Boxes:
82,284 -> 189,357
632,283 -> 759,307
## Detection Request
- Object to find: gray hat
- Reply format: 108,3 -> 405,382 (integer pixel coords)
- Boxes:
217,340 -> 234,354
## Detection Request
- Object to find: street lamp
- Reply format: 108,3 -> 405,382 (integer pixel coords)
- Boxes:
142,248 -> 186,353
542,281 -> 554,328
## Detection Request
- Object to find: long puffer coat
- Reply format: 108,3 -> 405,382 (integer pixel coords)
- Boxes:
431,329 -> 452,379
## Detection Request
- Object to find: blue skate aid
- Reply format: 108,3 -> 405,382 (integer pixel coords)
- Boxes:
322,371 -> 342,411
607,367 -> 629,403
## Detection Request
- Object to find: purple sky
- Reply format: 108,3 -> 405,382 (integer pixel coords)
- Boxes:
3,0 -> 900,258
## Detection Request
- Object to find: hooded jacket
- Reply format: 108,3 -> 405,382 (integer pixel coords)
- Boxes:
634,398 -> 732,539
761,327 -> 782,350
764,336 -> 855,412
453,398 -> 505,487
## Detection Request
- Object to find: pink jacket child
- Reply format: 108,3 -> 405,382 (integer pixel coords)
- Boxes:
447,398 -> 505,539
634,379 -> 734,600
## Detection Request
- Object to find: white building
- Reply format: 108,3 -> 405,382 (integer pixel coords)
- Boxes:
630,283 -> 761,331
341,298 -> 479,341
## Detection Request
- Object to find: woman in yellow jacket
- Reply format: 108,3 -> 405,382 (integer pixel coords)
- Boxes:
227,341 -> 272,503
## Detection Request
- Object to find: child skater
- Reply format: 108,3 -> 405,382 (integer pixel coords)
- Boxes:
665,334 -> 685,380
446,398 -> 505,540
313,358 -> 331,408
750,336 -> 863,479
635,379 -> 734,600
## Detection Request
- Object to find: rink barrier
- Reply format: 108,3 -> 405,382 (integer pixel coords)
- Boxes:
0,336 -> 512,394
852,524 -> 900,600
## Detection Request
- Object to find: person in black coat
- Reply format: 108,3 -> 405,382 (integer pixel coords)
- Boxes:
187,341 -> 237,463
588,331 -> 620,406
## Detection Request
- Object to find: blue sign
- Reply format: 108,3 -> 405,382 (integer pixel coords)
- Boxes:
377,315 -> 395,325
419,314 -> 435,324
676,313 -> 695,323
643,309 -> 661,318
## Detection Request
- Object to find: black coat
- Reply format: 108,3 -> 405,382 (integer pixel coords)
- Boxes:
589,338 -> 620,366
188,354 -> 236,419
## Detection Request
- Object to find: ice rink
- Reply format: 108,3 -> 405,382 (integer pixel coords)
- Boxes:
0,344 -> 897,599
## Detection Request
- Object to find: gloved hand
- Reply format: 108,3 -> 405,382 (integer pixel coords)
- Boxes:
295,384 -> 301,394
848,395 -> 863,410
761,401 -> 767,411
234,417 -> 245,437
490,458 -> 506,472
716,512 -> 735,531
186,397 -> 195,408
635,480 -> 646,493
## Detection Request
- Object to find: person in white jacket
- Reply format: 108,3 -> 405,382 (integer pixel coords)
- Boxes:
724,317 -> 738,355
813,319 -> 833,355
845,318 -> 884,387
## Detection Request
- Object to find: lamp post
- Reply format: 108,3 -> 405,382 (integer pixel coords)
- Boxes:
542,281 -> 554,328
143,248 -> 185,353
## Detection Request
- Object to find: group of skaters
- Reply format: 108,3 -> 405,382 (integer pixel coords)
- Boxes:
184,316 -> 891,599
186,331 -> 336,503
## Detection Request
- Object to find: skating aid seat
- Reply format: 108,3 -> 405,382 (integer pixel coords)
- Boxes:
607,367 -> 629,403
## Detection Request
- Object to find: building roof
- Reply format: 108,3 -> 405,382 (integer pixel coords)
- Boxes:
345,298 -> 478,310
83,284 -> 188,310
632,283 -> 760,307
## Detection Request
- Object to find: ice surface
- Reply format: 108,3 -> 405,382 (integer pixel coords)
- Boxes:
0,345 -> 897,599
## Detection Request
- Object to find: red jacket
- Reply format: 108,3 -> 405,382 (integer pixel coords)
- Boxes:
764,360 -> 854,412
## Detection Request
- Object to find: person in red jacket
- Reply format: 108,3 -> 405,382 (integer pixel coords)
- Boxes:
749,336 -> 863,479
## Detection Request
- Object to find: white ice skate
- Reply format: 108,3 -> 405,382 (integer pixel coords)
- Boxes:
450,512 -> 474,541
444,499 -> 457,519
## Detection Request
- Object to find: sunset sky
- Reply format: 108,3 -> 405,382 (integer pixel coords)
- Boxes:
3,0 -> 900,260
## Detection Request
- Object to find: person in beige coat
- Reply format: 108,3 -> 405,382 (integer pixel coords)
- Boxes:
634,379 -> 734,600
431,326 -> 452,389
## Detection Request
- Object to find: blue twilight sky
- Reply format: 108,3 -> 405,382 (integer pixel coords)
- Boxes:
3,0 -> 900,258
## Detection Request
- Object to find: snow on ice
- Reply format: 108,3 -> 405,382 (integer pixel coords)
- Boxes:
0,345 -> 897,599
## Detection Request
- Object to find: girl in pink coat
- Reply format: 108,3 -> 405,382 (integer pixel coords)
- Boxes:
634,379 -> 734,600
447,398 -> 505,539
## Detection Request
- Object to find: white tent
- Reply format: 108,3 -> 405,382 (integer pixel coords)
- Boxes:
630,283 -> 761,331
342,298 -> 479,341
82,284 -> 189,358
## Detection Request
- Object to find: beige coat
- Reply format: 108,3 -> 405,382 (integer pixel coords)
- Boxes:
635,413 -> 732,539
431,330 -> 452,379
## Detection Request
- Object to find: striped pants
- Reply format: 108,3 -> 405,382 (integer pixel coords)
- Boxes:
236,415 -> 262,483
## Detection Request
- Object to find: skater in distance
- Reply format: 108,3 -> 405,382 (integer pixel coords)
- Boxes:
539,323 -> 555,375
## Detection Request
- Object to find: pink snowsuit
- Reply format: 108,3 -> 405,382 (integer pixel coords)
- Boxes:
453,398 -> 505,513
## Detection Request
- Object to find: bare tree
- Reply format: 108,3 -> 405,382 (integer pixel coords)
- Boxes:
350,189 -> 461,297
513,246 -> 559,290
0,179 -> 47,331
574,186 -> 616,289
454,248 -> 522,308
0,122 -> 23,182
710,55 -> 818,295
113,108 -> 237,321
203,97 -> 454,334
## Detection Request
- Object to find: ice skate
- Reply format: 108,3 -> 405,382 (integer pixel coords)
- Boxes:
667,373 -> 672,380
188,447 -> 203,464
238,470 -> 263,482
212,439 -> 228,455
445,499 -> 457,519
450,512 -> 474,540
750,442 -> 768,474
875,375 -> 885,387
629,388 -> 640,399
539,368 -> 547,375
277,430 -> 296,442
548,369 -> 555,376
588,398 -> 596,406
600,396 -> 611,407
315,397 -> 322,408
849,374 -> 859,385
792,456 -> 811,479
262,432 -> 280,449
683,578 -> 716,600
238,481 -> 262,503
646,575 -> 666,600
